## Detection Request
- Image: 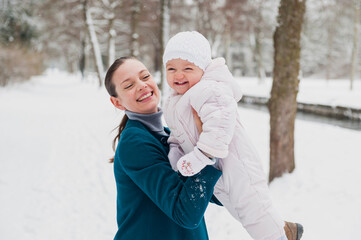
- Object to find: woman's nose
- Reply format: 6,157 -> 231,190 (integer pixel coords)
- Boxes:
137,80 -> 147,91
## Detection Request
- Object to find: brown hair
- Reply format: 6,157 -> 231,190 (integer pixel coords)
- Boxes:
105,56 -> 134,163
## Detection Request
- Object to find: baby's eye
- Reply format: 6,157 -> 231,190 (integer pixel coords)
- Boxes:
167,67 -> 175,71
185,67 -> 193,70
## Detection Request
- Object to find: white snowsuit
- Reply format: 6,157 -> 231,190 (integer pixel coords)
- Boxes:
164,58 -> 285,240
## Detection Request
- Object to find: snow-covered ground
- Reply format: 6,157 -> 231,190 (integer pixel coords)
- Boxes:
0,70 -> 360,240
236,77 -> 361,109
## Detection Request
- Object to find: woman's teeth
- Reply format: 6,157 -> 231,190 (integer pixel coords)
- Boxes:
138,92 -> 152,101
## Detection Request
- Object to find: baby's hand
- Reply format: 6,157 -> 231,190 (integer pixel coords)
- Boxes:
177,147 -> 216,176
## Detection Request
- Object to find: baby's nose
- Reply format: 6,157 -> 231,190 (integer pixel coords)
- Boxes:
175,73 -> 184,79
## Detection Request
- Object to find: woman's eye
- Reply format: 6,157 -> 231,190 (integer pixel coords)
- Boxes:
124,84 -> 133,89
143,75 -> 150,80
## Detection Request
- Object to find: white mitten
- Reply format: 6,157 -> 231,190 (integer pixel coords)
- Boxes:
177,147 -> 216,176
168,143 -> 185,171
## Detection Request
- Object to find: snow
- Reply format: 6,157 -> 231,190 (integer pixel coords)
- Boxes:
1,70 -> 360,240
236,77 -> 361,109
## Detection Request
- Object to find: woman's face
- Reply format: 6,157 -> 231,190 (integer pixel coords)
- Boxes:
110,59 -> 160,114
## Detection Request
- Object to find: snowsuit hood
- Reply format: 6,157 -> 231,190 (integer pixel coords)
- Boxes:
202,57 -> 243,102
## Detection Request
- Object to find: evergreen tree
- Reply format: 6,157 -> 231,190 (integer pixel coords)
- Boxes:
0,2 -> 37,46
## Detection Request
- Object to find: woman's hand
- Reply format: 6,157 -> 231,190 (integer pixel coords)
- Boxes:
192,108 -> 214,159
192,107 -> 203,134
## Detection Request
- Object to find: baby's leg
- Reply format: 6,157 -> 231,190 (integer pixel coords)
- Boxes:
214,153 -> 285,240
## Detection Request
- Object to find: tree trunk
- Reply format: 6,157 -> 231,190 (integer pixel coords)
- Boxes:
255,26 -> 265,83
79,0 -> 87,81
325,23 -> 335,81
351,0 -> 360,91
269,0 -> 306,183
224,24 -> 233,71
159,0 -> 170,105
85,7 -> 104,87
130,0 -> 141,58
107,18 -> 116,68
254,7 -> 265,83
79,37 -> 86,80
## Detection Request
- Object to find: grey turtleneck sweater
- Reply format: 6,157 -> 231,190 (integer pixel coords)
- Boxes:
125,108 -> 168,136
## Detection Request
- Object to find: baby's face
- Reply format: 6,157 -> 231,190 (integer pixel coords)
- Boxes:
166,59 -> 204,94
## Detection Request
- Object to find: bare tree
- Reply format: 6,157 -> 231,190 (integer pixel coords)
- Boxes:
130,0 -> 141,57
35,0 -> 86,72
159,0 -> 170,102
102,2 -> 117,68
269,0 -> 306,183
15,0 -> 359,83
82,0 -> 124,85
323,2 -> 338,81
223,0 -> 249,72
85,1 -> 104,87
222,0 -> 276,76
253,3 -> 266,82
79,0 -> 87,80
350,0 -> 360,90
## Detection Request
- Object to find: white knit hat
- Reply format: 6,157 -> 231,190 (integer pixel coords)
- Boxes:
163,31 -> 212,71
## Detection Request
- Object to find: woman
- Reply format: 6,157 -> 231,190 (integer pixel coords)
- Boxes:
105,56 -> 222,240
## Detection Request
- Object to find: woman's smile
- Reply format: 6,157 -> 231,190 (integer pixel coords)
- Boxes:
137,91 -> 153,102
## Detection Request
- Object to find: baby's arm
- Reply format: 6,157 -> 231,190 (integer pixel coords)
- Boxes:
192,82 -> 237,158
168,130 -> 216,175
176,82 -> 237,176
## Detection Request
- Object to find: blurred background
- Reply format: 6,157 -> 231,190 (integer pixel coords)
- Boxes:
0,0 -> 359,86
1,1 -> 361,239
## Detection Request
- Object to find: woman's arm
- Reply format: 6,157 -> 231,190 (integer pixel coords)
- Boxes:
167,133 -> 185,171
117,127 -> 222,229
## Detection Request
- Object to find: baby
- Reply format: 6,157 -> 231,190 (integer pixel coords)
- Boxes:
163,31 -> 303,240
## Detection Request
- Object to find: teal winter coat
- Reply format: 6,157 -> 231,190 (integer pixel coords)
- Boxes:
113,119 -> 222,240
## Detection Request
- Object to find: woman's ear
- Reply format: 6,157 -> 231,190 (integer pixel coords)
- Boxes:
110,96 -> 126,110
